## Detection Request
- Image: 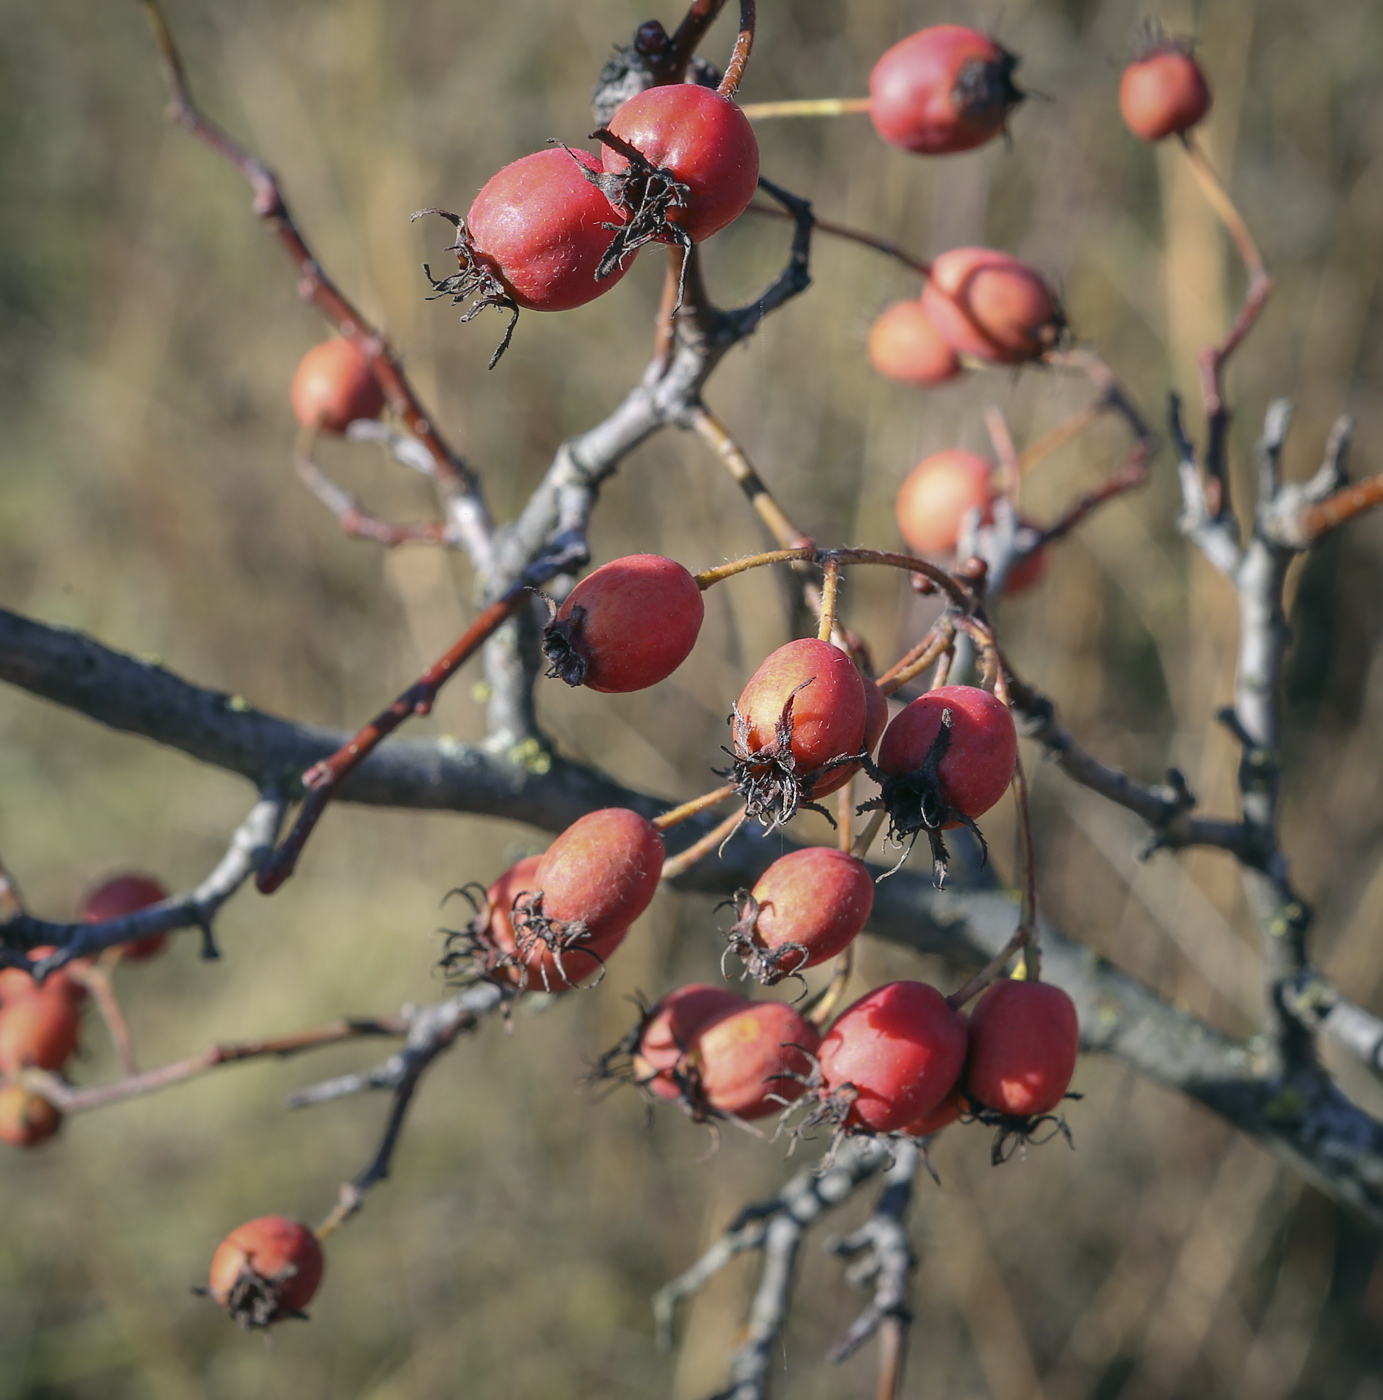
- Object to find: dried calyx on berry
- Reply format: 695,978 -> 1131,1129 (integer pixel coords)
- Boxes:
202,1217 -> 324,1330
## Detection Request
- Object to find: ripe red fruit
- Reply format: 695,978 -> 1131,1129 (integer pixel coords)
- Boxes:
290,338 -> 386,434
966,979 -> 1079,1117
207,1216 -> 325,1329
82,873 -> 170,961
818,981 -> 967,1133
725,847 -> 874,983
896,450 -> 995,555
868,300 -> 962,387
922,247 -> 1064,364
1120,42 -> 1212,142
632,984 -> 747,1101
902,1082 -> 970,1138
0,1084 -> 62,1147
729,639 -> 869,826
862,676 -> 889,755
0,990 -> 82,1075
0,947 -> 83,1007
423,149 -> 632,362
870,25 -> 1023,156
543,554 -> 704,693
689,999 -> 822,1120
877,685 -> 1017,822
598,85 -> 760,259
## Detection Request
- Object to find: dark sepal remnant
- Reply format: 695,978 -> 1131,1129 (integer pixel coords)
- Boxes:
413,207 -> 520,369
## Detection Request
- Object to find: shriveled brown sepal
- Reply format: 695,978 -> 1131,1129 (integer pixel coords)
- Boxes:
413,207 -> 520,368
720,890 -> 810,991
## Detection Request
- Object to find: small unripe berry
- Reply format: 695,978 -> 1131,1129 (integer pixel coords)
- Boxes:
868,300 -> 962,387
82,873 -> 170,960
896,450 -> 994,555
870,26 -> 1023,156
922,248 -> 1063,364
1120,41 -> 1212,142
543,554 -> 704,693
0,1084 -> 62,1147
818,981 -> 967,1133
207,1216 -> 325,1329
966,979 -> 1079,1117
291,338 -> 386,434
877,685 -> 1017,822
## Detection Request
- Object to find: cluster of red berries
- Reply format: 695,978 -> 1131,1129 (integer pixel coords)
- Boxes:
0,874 -> 170,1148
618,973 -> 1078,1162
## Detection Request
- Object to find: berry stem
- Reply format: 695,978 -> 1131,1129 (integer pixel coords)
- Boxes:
689,407 -> 811,549
877,624 -> 956,697
661,806 -> 748,880
850,809 -> 887,860
817,556 -> 842,641
804,941 -> 855,1028
745,202 -> 931,277
838,777 -> 855,852
717,0 -> 757,98
984,405 -> 1022,500
653,784 -> 738,831
1017,399 -> 1104,474
68,960 -> 139,1076
738,96 -> 873,119
697,547 -> 972,610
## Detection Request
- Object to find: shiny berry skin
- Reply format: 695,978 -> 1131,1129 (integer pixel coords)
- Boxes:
901,1081 -> 969,1138
965,980 -> 1079,1116
601,86 -> 760,244
691,1000 -> 821,1120
896,450 -> 994,555
735,639 -> 868,797
290,338 -> 386,434
862,676 -> 889,755
741,848 -> 874,974
922,247 -> 1063,364
82,873 -> 170,961
870,25 -> 1023,156
877,685 -> 1017,821
868,300 -> 962,387
819,981 -> 967,1133
0,1085 -> 62,1147
208,1216 -> 325,1328
1120,44 -> 1212,142
534,808 -> 664,944
543,554 -> 704,693
468,149 -> 632,311
633,984 -> 747,1101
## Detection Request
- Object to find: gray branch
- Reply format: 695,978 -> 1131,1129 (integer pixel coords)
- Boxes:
6,612 -> 1383,1222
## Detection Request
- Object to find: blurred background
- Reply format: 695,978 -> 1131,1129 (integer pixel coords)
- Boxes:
2,0 -> 1383,1395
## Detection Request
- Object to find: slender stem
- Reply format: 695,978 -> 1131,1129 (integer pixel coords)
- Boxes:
745,202 -> 931,278
296,455 -> 449,547
851,809 -> 887,860
837,778 -> 855,853
660,806 -> 748,881
653,784 -> 737,831
875,1316 -> 908,1400
1018,400 -> 1104,473
70,962 -> 138,1076
877,624 -> 954,695
666,0 -> 729,83
1012,750 -> 1040,980
984,405 -> 1021,499
695,547 -> 813,589
805,942 -> 855,1028
817,557 -> 841,641
688,407 -> 811,549
739,97 -> 872,119
138,0 -> 491,564
717,0 -> 756,98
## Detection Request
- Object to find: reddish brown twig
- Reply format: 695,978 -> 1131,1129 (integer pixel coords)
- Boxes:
745,202 -> 931,278
666,0 -> 729,82
257,540 -> 586,893
1180,132 -> 1273,519
139,0 -> 491,562
718,0 -> 757,97
296,456 -> 449,547
68,958 -> 139,1076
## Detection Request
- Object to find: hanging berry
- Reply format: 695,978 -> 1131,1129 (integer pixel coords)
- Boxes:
290,338 -> 386,434
922,247 -> 1064,364
1120,36 -> 1212,142
868,299 -> 963,387
206,1216 -> 325,1329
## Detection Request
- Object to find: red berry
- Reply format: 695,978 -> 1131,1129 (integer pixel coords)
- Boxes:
1004,538 -> 1047,594
730,639 -> 869,824
727,848 -> 874,982
535,808 -> 664,940
818,981 -> 967,1133
600,85 -> 760,246
868,300 -> 962,387
1120,43 -> 1212,142
870,25 -> 1023,156
689,999 -> 821,1120
0,990 -> 81,1075
0,946 -> 84,1008
632,984 -> 748,1101
82,873 -> 170,961
922,247 -> 1063,364
896,450 -> 995,555
902,1082 -> 970,1138
543,554 -> 704,693
290,338 -> 386,434
862,676 -> 890,756
966,979 -> 1079,1117
0,1084 -> 62,1147
207,1216 -> 325,1329
877,685 -> 1017,822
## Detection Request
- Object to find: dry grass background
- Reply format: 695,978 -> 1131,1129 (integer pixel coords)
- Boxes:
2,0 -> 1383,1396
